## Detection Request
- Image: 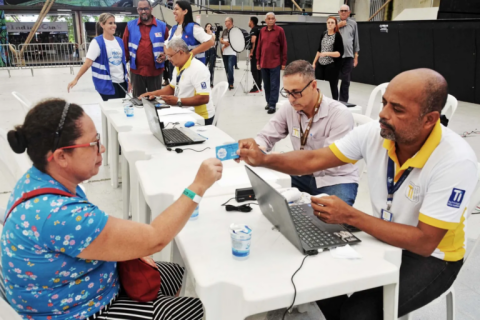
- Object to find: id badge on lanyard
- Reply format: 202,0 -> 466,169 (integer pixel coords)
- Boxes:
383,157 -> 413,222
175,69 -> 185,98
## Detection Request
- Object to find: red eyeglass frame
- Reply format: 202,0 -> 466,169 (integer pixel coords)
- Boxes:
47,133 -> 101,162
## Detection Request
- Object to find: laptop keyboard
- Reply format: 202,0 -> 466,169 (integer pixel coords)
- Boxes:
130,98 -> 143,106
290,206 -> 346,248
163,128 -> 193,144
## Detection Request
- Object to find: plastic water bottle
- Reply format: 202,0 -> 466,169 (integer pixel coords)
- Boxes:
126,103 -> 134,117
123,101 -> 129,114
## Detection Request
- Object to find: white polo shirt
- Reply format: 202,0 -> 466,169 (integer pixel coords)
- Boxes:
329,120 -> 478,261
170,54 -> 215,120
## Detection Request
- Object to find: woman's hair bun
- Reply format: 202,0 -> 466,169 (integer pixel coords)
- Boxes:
7,127 -> 28,154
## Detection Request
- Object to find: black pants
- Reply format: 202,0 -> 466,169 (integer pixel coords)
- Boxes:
338,57 -> 354,102
163,62 -> 170,83
317,250 -> 463,320
205,47 -> 216,86
99,82 -> 127,101
131,72 -> 163,98
204,116 -> 215,126
250,55 -> 262,90
316,62 -> 339,100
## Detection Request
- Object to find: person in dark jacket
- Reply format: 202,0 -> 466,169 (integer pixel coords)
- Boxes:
312,16 -> 344,101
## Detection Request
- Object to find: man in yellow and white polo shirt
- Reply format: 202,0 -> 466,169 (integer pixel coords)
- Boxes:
140,38 -> 215,125
236,68 -> 478,319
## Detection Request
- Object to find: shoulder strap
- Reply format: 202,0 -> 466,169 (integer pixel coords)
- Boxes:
4,188 -> 74,226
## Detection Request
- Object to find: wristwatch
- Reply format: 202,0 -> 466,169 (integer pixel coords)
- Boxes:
177,98 -> 182,107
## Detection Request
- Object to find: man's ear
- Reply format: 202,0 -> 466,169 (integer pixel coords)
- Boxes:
424,111 -> 440,130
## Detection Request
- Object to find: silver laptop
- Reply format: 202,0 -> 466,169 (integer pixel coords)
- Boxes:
143,98 -> 206,147
245,166 -> 361,255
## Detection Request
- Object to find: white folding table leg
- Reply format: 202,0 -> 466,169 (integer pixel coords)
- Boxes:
101,113 -> 108,166
121,154 -> 130,220
109,126 -> 119,188
383,281 -> 399,320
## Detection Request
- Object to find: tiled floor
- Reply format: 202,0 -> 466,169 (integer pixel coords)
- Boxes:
1,65 -> 480,320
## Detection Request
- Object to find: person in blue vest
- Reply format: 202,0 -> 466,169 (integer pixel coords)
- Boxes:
67,13 -> 128,101
165,0 -> 214,80
123,0 -> 169,98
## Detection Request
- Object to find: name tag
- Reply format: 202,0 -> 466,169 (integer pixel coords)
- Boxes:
381,209 -> 393,222
292,127 -> 300,138
155,32 -> 162,37
216,143 -> 240,161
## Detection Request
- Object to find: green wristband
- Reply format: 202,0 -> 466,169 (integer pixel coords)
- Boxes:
183,188 -> 202,204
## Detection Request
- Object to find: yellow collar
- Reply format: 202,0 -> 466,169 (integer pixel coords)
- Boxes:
176,53 -> 193,74
382,120 -> 442,181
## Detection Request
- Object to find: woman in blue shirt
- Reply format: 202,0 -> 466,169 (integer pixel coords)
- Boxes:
1,99 -> 222,319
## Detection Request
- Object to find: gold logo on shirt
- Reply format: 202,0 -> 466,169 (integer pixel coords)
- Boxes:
405,182 -> 420,203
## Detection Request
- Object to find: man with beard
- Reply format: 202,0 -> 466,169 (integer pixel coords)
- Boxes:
236,68 -> 478,319
123,0 -> 168,97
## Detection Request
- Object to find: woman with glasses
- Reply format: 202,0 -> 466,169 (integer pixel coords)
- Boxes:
204,23 -> 216,88
2,99 -> 222,319
68,13 -> 129,101
312,16 -> 344,101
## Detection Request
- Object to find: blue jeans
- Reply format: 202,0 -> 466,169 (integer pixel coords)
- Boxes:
261,65 -> 281,109
222,55 -> 236,86
205,47 -> 216,85
291,175 -> 358,206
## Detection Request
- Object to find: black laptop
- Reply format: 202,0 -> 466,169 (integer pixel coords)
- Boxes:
245,166 -> 361,255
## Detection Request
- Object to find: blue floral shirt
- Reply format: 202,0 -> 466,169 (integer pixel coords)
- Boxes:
1,166 -> 119,319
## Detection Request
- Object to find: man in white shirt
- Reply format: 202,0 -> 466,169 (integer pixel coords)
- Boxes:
236,69 -> 477,319
220,17 -> 237,90
140,38 -> 215,125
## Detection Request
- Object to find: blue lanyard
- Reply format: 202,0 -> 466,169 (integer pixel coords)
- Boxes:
176,69 -> 185,85
386,157 -> 413,210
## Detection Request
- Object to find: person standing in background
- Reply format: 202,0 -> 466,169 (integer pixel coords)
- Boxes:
248,16 -> 262,93
312,16 -> 344,100
337,4 -> 359,103
220,17 -> 236,90
204,23 -> 216,88
122,0 -> 168,98
256,12 -> 287,114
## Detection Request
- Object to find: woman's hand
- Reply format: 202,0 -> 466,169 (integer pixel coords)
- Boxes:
67,79 -> 78,93
192,158 -> 223,194
312,63 -> 316,70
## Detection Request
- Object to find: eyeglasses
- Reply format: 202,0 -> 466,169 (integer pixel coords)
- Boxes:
137,7 -> 151,12
166,51 -> 180,60
280,80 -> 314,99
339,10 -> 349,12
47,133 -> 101,162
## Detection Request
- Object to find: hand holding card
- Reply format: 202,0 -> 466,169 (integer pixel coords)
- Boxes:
216,143 -> 240,161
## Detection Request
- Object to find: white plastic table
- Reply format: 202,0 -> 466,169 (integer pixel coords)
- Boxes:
100,99 -> 204,188
172,193 -> 401,320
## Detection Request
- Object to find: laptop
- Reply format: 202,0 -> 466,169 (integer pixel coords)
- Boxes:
117,82 -> 143,106
340,101 -> 357,108
245,166 -> 361,255
143,98 -> 206,147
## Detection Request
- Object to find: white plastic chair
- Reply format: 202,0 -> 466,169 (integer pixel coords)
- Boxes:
399,162 -> 480,320
11,91 -> 32,115
352,114 -> 373,179
441,94 -> 458,123
0,128 -> 32,189
364,83 -> 389,120
211,81 -> 228,127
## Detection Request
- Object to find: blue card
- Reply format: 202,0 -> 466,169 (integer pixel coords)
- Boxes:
216,143 -> 239,161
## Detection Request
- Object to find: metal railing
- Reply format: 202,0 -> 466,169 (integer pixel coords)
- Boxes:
194,0 -> 313,13
0,43 -> 85,77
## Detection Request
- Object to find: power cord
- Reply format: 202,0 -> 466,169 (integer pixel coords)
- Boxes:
461,129 -> 480,138
221,197 -> 258,212
166,147 -> 211,154
282,254 -> 313,320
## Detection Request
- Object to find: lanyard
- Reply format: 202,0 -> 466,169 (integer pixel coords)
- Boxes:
386,157 -> 413,210
175,69 -> 185,96
298,91 -> 323,150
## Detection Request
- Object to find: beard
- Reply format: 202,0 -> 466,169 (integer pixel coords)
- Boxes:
379,118 -> 396,141
140,13 -> 150,21
379,118 -> 421,144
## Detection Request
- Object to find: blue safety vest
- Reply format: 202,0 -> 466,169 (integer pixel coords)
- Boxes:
91,35 -> 128,96
169,23 -> 206,63
127,19 -> 166,69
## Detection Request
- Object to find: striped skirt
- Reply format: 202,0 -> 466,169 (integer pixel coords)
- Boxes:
87,262 -> 203,320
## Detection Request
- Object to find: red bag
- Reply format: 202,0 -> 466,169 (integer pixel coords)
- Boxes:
4,188 -> 161,303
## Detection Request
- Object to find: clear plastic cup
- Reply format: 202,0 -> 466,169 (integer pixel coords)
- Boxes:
230,224 -> 252,260
190,205 -> 199,221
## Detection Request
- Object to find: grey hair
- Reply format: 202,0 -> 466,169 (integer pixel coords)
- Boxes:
266,12 -> 275,18
225,17 -> 233,23
166,37 -> 189,53
340,4 -> 350,11
284,60 -> 315,81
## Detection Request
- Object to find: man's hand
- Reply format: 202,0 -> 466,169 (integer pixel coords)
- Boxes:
281,65 -> 286,70
139,91 -> 157,100
338,20 -> 347,28
249,53 -> 253,60
235,138 -> 267,166
354,56 -> 359,68
160,95 -> 179,105
128,82 -> 133,93
257,64 -> 261,70
311,195 -> 355,225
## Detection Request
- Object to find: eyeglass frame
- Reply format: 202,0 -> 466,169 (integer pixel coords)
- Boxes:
47,133 -> 101,162
280,80 -> 314,99
166,50 -> 180,60
137,7 -> 151,12
339,9 -> 349,12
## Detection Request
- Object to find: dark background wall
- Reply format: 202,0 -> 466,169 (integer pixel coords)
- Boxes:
438,0 -> 480,19
278,20 -> 480,104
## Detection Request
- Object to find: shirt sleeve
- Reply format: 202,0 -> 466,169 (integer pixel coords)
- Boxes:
280,28 -> 287,66
39,197 -> 109,257
419,159 -> 478,230
122,26 -> 130,62
193,25 -> 214,43
256,30 -> 262,61
170,68 -> 177,89
192,68 -> 211,95
85,39 -> 101,61
254,105 -> 289,151
353,22 -> 360,53
329,121 -> 374,164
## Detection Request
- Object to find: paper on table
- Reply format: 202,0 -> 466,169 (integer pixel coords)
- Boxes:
330,244 -> 362,259
157,107 -> 194,116
218,166 -> 278,187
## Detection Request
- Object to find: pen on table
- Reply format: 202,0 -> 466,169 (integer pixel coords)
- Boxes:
197,133 -> 208,140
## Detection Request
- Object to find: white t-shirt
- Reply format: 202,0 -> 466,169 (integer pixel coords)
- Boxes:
170,54 -> 215,120
222,33 -> 236,56
330,121 -> 478,261
86,38 -> 125,84
165,24 -> 213,45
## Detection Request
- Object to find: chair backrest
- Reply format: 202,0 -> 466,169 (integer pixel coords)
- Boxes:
210,81 -> 228,127
0,128 -> 32,190
0,297 -> 23,320
11,92 -> 32,115
351,114 -> 373,179
441,94 -> 458,122
467,162 -> 480,218
364,82 -> 389,120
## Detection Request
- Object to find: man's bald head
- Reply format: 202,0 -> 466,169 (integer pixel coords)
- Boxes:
340,5 -> 350,11
389,68 -> 448,117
